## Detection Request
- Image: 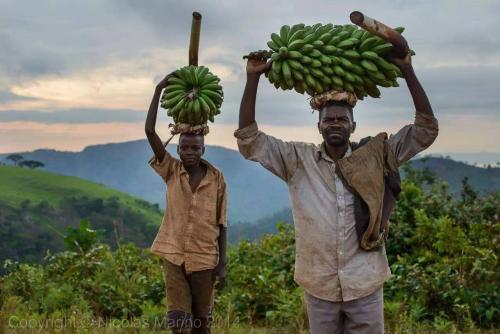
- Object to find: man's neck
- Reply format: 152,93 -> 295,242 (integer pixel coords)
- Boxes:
324,142 -> 349,161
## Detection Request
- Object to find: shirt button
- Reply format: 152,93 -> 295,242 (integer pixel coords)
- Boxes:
339,251 -> 343,255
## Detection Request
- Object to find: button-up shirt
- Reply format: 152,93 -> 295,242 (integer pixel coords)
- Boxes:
234,112 -> 438,301
148,151 -> 227,273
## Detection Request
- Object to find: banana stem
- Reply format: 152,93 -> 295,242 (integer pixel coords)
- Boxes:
189,12 -> 202,66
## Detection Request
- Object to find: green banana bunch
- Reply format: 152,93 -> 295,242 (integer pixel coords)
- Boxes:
265,23 -> 407,99
160,65 -> 223,125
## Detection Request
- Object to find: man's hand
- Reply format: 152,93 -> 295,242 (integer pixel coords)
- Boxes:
213,261 -> 226,289
386,50 -> 413,74
244,51 -> 272,76
156,71 -> 176,90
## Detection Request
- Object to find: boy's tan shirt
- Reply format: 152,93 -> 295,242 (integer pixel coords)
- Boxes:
148,151 -> 227,273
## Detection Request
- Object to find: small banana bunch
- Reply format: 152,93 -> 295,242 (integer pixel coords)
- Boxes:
265,23 -> 406,99
160,65 -> 223,125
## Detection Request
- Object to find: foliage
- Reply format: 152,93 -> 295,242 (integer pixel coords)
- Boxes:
0,163 -> 498,333
5,154 -> 23,166
64,219 -> 104,253
18,160 -> 44,169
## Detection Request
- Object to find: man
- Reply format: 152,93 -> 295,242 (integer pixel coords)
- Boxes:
145,73 -> 227,334
234,45 -> 438,333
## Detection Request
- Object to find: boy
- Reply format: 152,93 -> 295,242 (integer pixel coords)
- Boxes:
145,73 -> 227,334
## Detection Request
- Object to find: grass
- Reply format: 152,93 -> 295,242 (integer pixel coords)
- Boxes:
0,165 -> 162,225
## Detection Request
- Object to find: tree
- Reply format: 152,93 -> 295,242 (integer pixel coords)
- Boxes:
19,160 -> 44,169
5,154 -> 23,166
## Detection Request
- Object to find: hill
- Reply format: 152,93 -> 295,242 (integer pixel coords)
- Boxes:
0,141 -> 290,222
2,141 -> 499,223
0,165 -> 163,270
412,156 -> 500,195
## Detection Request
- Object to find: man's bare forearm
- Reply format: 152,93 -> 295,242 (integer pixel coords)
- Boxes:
238,74 -> 260,129
401,65 -> 435,118
145,86 -> 167,161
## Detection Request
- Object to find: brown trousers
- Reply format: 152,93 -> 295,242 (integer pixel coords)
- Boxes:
163,259 -> 216,334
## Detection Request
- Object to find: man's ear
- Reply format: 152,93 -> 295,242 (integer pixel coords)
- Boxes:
202,146 -> 206,155
176,145 -> 180,155
351,121 -> 357,134
317,121 -> 322,134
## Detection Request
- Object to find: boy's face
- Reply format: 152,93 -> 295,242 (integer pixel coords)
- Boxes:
177,134 -> 205,167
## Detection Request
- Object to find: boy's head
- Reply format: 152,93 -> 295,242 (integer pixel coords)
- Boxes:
317,100 -> 356,147
177,133 -> 205,167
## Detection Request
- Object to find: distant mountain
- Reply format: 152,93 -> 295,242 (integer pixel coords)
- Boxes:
427,152 -> 500,166
0,165 -> 163,270
0,141 -> 290,222
2,141 -> 499,223
411,156 -> 500,195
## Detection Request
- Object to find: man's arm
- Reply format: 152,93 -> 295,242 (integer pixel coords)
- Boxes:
386,52 -> 439,166
235,53 -> 300,182
239,52 -> 272,129
145,73 -> 174,161
395,53 -> 435,119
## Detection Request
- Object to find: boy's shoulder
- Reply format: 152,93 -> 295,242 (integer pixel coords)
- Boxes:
201,159 -> 225,181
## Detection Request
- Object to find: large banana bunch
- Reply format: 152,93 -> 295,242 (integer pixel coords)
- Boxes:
265,23 -> 406,99
160,65 -> 223,124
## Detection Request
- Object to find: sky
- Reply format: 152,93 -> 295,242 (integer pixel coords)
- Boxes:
0,0 -> 499,154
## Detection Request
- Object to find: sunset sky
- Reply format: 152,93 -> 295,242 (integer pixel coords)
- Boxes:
1,0 -> 499,154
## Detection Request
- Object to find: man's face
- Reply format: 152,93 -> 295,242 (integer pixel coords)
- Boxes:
317,106 -> 356,146
177,134 -> 205,167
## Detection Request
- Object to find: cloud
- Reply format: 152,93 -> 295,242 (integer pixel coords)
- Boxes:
0,108 -> 146,124
0,0 -> 499,153
0,91 -> 37,103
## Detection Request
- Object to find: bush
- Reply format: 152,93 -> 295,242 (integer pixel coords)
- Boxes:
0,164 -> 498,333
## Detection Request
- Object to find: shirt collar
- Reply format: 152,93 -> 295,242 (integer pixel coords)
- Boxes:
316,142 -> 352,163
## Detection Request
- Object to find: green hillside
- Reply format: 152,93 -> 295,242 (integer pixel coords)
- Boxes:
0,165 -> 163,270
0,165 -> 162,224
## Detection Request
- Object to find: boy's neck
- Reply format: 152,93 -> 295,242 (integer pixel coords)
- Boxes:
183,161 -> 204,175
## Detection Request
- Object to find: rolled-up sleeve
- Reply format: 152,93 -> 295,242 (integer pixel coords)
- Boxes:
388,111 -> 439,166
148,151 -> 177,183
234,122 -> 299,182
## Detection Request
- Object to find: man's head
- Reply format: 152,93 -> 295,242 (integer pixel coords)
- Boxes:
177,133 -> 205,167
317,100 -> 356,147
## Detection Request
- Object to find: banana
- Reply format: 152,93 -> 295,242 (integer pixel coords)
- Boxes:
288,39 -> 305,51
300,44 -> 314,53
288,29 -> 306,44
371,43 -> 393,55
360,59 -> 378,72
272,60 -> 282,74
263,23 -> 408,99
271,33 -> 285,47
288,59 -> 304,72
280,25 -> 291,43
267,40 -> 279,51
342,50 -> 360,59
282,61 -> 292,81
359,36 -> 377,52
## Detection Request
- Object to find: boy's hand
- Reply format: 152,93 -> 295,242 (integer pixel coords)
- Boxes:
213,262 -> 226,289
243,50 -> 272,76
